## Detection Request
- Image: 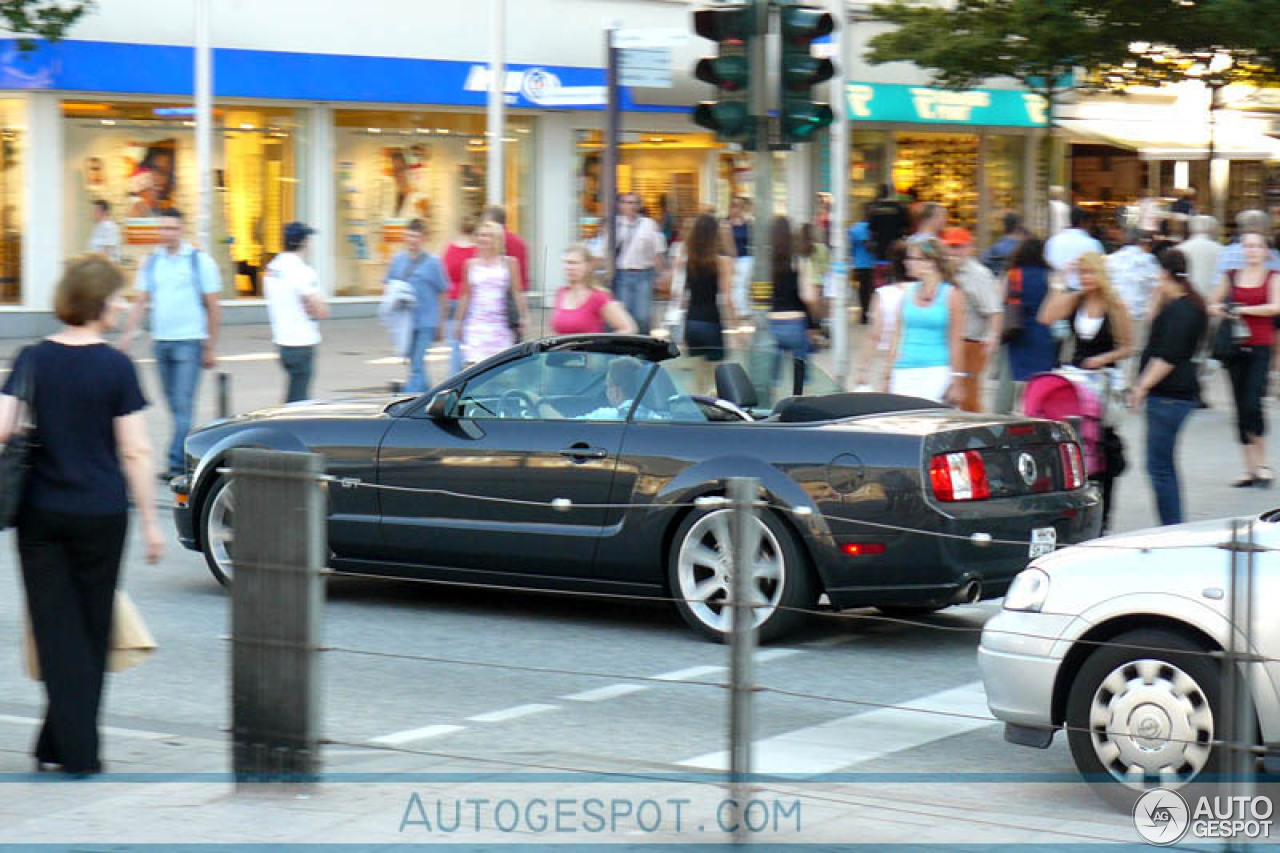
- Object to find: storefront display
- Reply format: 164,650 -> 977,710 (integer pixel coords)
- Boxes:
0,99 -> 22,304
334,110 -> 533,296
983,135 -> 1027,244
576,130 -> 718,242
62,101 -> 303,298
893,133 -> 980,229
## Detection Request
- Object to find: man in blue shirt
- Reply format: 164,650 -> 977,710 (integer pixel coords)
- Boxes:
385,218 -> 448,393
848,210 -> 876,325
121,208 -> 221,479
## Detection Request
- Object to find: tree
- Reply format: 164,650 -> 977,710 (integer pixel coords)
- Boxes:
865,0 -> 1146,225
0,1 -> 93,50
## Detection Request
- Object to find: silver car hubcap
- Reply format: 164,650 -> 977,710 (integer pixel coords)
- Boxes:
676,509 -> 785,633
1089,658 -> 1214,787
207,485 -> 234,580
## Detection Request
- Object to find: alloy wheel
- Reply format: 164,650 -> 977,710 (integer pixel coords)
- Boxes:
675,509 -> 785,634
206,482 -> 235,583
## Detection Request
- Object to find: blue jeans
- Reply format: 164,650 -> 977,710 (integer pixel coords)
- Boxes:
1146,396 -> 1197,526
614,269 -> 655,335
446,299 -> 464,378
770,317 -> 811,394
278,345 -> 314,404
154,340 -> 203,474
405,326 -> 436,394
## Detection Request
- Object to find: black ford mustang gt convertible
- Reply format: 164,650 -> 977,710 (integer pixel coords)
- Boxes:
172,334 -> 1102,641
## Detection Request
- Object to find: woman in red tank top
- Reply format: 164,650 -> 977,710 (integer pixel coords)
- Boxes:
1210,230 -> 1280,487
551,245 -> 636,336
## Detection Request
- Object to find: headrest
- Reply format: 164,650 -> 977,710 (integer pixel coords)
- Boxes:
715,362 -> 759,409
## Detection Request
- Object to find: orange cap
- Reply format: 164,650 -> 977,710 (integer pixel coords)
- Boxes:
941,227 -> 972,247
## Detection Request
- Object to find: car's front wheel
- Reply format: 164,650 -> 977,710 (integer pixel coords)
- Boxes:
200,477 -> 234,587
1066,628 -> 1221,809
668,506 -> 815,643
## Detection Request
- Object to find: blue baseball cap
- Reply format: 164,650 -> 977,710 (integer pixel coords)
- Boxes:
284,221 -> 315,248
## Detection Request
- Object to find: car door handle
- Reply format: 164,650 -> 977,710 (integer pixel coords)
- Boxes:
559,445 -> 609,460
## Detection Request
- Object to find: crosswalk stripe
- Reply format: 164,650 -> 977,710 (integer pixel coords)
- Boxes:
562,684 -> 650,702
677,681 -> 996,774
0,714 -> 174,741
652,665 -> 724,682
369,724 -> 465,746
467,703 -> 558,723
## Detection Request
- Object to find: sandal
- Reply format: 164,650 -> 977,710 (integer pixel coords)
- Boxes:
1256,467 -> 1274,489
1232,476 -> 1256,488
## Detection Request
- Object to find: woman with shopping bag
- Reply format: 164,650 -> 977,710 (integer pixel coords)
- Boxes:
0,255 -> 163,776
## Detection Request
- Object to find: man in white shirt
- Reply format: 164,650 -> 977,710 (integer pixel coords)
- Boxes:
1177,215 -> 1223,298
88,199 -> 121,263
1106,228 -> 1160,324
265,221 -> 328,403
612,192 -> 667,334
1048,186 -> 1070,237
1046,206 -> 1104,291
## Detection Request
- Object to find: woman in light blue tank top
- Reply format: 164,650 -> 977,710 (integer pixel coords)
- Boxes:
883,238 -> 966,403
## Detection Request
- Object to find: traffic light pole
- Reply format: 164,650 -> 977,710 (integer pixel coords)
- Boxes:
828,0 -> 848,387
749,0 -> 771,312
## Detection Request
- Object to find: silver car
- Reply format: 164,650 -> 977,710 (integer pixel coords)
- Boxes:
978,512 -> 1280,804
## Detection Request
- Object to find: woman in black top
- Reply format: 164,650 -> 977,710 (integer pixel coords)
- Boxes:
1038,251 -> 1134,372
768,216 -> 819,395
1130,249 -> 1208,526
0,256 -> 163,775
680,213 -> 736,393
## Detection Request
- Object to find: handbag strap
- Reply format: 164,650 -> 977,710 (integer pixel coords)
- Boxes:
7,344 -> 36,436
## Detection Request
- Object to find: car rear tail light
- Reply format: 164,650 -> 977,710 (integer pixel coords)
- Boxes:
1059,442 -> 1085,490
930,450 -> 990,502
841,542 -> 886,557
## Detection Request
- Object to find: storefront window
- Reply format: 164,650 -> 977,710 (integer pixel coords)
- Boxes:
0,99 -> 23,305
62,100 -> 304,299
893,132 -> 980,230
334,110 -> 534,297
849,130 -> 888,220
983,134 -> 1026,245
576,130 -> 719,243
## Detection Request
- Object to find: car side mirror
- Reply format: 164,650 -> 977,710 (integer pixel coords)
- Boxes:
426,389 -> 459,420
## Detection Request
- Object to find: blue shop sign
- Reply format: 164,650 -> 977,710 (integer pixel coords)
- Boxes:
0,38 -> 659,111
846,82 -> 1048,127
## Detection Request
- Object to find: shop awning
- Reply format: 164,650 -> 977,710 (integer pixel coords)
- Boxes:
1058,116 -> 1280,161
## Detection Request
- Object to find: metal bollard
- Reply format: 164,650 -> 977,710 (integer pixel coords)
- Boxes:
1222,518 -> 1258,833
217,371 -> 231,420
727,476 -> 759,843
229,449 -> 327,788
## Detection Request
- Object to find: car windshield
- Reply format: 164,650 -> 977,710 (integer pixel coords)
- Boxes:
661,343 -> 841,409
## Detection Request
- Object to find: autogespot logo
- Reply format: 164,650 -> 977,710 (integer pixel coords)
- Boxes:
1134,788 -> 1190,846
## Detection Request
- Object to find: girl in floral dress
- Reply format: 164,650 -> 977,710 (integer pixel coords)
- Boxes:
456,221 -> 528,365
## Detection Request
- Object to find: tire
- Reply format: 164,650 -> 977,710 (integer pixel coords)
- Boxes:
199,477 -> 234,588
1065,628 -> 1221,810
876,604 -> 950,618
667,506 -> 816,643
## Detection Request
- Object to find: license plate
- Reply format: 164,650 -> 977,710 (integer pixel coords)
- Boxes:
1030,527 -> 1057,559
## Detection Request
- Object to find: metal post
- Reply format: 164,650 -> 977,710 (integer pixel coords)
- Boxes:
749,0 -> 772,312
1223,518 -> 1257,842
728,476 -> 759,843
217,370 -> 231,420
828,0 -> 849,388
603,24 -> 621,282
486,0 -> 506,206
230,449 -> 327,786
194,0 -> 213,252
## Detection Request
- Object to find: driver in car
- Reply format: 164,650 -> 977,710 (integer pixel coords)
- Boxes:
540,357 -> 662,421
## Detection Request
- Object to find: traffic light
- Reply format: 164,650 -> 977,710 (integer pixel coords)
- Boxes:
778,2 -> 835,143
691,3 -> 753,143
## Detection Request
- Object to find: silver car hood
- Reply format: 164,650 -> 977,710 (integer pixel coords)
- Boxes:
1031,516 -> 1271,578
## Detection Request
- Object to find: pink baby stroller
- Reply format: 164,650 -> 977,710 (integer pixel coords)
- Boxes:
1023,367 -> 1123,531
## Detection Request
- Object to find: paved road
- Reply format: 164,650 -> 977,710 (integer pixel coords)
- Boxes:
0,317 -> 1276,846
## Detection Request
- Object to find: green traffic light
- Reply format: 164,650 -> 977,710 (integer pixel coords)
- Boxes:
781,99 -> 833,142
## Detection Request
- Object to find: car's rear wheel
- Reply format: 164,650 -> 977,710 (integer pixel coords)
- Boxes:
668,506 -> 814,643
1065,628 -> 1221,810
200,477 -> 234,587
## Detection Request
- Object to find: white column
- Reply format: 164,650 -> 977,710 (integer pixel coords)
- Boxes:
1023,133 -> 1038,232
1174,160 -> 1190,190
487,0 -> 506,206
307,104 -> 336,297
1211,158 -> 1230,226
534,112 -> 573,303
194,0 -> 213,252
829,0 -> 851,387
23,92 -> 62,311
703,149 -> 719,211
785,151 -> 811,223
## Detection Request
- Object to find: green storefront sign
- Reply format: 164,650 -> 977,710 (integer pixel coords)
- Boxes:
845,82 -> 1048,127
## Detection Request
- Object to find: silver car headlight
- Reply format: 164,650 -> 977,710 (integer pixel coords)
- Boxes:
1004,568 -> 1050,613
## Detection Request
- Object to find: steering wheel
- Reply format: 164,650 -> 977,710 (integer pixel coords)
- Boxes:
500,389 -> 538,419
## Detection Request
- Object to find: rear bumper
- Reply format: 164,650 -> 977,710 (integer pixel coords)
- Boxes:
820,485 -> 1102,608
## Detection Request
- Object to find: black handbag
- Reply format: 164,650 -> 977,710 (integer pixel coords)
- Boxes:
1211,312 -> 1249,363
0,346 -> 36,530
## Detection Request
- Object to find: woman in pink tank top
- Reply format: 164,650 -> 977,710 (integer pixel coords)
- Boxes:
551,245 -> 636,335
